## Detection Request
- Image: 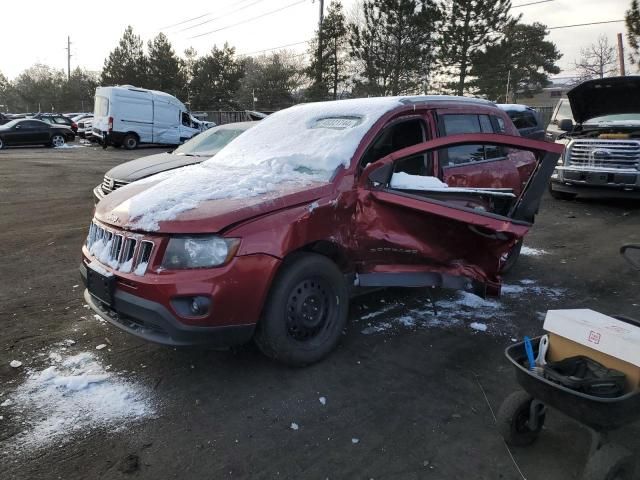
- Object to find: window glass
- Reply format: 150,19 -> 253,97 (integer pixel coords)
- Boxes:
23,121 -> 44,129
174,127 -> 248,156
509,111 -> 537,129
494,116 -> 506,133
445,145 -> 486,165
53,117 -> 69,124
555,100 -> 572,122
442,115 -> 481,135
361,119 -> 425,167
479,115 -> 493,133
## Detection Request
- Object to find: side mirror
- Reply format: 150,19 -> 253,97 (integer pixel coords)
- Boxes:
359,159 -> 393,188
558,119 -> 573,132
621,244 -> 640,270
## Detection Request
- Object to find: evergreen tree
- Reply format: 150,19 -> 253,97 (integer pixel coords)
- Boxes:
349,0 -> 440,96
101,26 -> 148,87
189,44 -> 244,110
182,47 -> 199,108
438,0 -> 517,95
147,33 -> 186,97
60,67 -> 99,111
626,0 -> 640,67
307,1 -> 349,100
237,52 -> 305,110
470,22 -> 561,102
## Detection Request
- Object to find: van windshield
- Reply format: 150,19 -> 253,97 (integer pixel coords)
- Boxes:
174,127 -> 248,156
94,96 -> 109,117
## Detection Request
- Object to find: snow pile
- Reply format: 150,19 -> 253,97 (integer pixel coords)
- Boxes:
390,173 -> 448,190
124,97 -> 404,231
470,322 -> 488,332
2,351 -> 154,449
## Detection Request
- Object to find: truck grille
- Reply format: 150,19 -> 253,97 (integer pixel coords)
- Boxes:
101,176 -> 130,195
568,140 -> 640,170
86,221 -> 154,274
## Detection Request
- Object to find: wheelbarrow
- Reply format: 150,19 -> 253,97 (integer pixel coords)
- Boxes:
498,334 -> 640,480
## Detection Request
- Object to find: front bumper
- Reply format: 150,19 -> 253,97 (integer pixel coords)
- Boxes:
551,166 -> 640,198
80,251 -> 280,347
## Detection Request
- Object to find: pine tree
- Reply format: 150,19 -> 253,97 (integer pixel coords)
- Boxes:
349,0 -> 440,96
470,22 -> 561,102
101,26 -> 148,87
189,44 -> 244,110
626,0 -> 640,67
146,33 -> 186,97
438,0 -> 517,96
307,1 -> 349,100
60,67 -> 99,111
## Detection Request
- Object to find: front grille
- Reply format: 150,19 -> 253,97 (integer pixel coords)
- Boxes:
101,176 -> 130,195
86,221 -> 154,274
568,140 -> 640,170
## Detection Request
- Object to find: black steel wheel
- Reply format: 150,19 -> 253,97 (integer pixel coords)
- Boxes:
122,134 -> 138,150
582,444 -> 635,480
255,253 -> 348,366
497,391 -> 546,447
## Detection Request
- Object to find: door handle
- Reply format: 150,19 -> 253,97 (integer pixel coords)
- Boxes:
468,225 -> 509,241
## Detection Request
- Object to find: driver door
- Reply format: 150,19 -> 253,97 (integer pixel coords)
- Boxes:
352,134 -> 563,296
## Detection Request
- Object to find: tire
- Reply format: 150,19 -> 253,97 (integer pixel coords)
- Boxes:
50,134 -> 65,148
501,239 -> 523,274
549,184 -> 577,201
582,444 -> 634,480
122,134 -> 138,150
254,253 -> 349,367
496,391 -> 546,447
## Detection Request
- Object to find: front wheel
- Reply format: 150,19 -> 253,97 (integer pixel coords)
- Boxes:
254,253 -> 349,367
497,391 -> 546,447
50,134 -> 65,148
122,134 -> 138,150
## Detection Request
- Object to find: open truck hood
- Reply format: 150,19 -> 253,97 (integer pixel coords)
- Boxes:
94,178 -> 332,234
568,76 -> 640,124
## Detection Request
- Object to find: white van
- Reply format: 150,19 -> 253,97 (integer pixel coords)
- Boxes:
92,86 -> 211,149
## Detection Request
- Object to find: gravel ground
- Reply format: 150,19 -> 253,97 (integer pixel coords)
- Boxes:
0,143 -> 639,479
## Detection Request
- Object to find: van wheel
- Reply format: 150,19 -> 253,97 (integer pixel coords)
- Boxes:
255,253 -> 349,367
122,134 -> 138,150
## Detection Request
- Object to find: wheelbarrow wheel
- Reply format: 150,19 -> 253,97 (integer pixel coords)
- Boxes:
497,391 -> 545,447
582,444 -> 634,480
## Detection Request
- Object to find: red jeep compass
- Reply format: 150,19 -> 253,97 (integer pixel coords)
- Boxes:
81,96 -> 562,366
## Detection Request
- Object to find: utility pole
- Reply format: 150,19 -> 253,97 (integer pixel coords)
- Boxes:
66,36 -> 72,81
617,33 -> 626,76
316,0 -> 325,85
505,70 -> 511,103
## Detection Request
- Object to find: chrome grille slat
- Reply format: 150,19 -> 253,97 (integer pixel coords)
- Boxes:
568,139 -> 640,170
101,176 -> 130,195
85,221 -> 154,274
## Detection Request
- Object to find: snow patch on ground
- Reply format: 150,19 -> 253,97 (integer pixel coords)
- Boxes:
521,246 -> 548,256
0,350 -> 155,451
54,144 -> 85,149
359,279 -> 566,337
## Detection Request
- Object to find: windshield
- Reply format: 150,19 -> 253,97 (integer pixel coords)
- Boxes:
585,113 -> 640,124
2,119 -> 21,128
174,127 -> 247,156
555,100 -> 572,121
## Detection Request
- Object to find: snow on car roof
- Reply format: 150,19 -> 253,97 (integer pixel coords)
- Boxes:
123,96 -> 490,231
497,104 -> 532,112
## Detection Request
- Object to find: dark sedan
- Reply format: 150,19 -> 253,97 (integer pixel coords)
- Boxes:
94,121 -> 256,201
0,119 -> 75,149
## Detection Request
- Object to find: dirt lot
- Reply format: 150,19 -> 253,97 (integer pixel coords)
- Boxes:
1,143 -> 639,480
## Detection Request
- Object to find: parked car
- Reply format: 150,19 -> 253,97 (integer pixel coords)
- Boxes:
0,118 -> 75,149
92,85 -> 208,149
33,113 -> 78,133
497,104 -> 545,140
77,116 -> 94,140
93,121 -> 257,202
80,96 -> 562,366
550,76 -> 640,200
545,97 -> 573,142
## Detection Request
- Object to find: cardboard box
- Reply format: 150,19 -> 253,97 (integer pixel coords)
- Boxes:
544,309 -> 640,392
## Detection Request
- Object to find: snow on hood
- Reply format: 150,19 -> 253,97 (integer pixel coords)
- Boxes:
120,97 -> 405,231
568,76 -> 640,124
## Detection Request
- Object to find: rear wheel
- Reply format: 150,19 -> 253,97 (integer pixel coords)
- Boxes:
122,134 -> 138,150
582,444 -> 634,480
254,253 -> 349,367
50,134 -> 65,148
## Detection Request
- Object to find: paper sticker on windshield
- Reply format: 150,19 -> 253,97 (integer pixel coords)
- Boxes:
312,116 -> 363,130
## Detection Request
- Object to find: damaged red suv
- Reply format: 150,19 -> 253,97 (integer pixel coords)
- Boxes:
81,96 -> 562,365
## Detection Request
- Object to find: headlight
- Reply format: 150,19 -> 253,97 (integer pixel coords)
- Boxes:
162,236 -> 240,269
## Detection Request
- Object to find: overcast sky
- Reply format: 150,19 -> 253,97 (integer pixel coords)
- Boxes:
0,0 -> 633,80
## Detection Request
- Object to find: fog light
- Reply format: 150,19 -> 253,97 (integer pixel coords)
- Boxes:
171,296 -> 212,318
